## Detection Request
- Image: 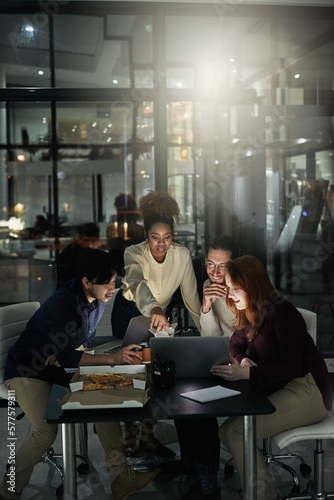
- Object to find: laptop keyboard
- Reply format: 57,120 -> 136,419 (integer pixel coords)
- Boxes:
102,346 -> 122,355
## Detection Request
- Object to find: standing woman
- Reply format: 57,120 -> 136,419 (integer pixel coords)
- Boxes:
211,255 -> 332,500
111,190 -> 201,337
111,191 -> 201,457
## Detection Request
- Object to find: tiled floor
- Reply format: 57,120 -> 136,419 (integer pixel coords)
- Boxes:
1,397 -> 334,500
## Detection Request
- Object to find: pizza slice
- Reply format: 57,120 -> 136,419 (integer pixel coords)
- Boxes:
88,373 -> 125,384
81,373 -> 134,391
118,378 -> 133,387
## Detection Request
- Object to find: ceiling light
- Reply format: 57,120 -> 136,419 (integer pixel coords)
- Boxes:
38,70 -> 44,75
112,79 -> 118,84
294,73 -> 300,79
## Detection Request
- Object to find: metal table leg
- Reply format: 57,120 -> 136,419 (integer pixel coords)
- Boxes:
62,422 -> 77,500
243,415 -> 257,500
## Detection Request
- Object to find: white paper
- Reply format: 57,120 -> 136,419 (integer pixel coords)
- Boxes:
180,385 -> 241,403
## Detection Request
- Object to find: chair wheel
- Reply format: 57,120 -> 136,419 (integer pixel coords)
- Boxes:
77,462 -> 89,475
56,483 -> 63,500
224,464 -> 235,476
300,463 -> 312,476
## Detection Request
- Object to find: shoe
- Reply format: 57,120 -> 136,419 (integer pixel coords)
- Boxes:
139,438 -> 176,458
154,459 -> 194,482
111,467 -> 161,500
180,481 -> 221,500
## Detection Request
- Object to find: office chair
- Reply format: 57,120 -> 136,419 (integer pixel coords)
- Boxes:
260,308 -> 317,494
224,308 -> 330,495
263,308 -> 334,498
272,412 -> 334,499
0,302 -> 89,500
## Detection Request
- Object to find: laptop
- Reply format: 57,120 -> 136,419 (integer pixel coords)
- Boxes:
94,315 -> 153,354
150,336 -> 230,378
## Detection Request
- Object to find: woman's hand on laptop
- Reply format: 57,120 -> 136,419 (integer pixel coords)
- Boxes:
150,307 -> 170,334
111,344 -> 142,365
240,357 -> 257,368
211,356 -> 250,381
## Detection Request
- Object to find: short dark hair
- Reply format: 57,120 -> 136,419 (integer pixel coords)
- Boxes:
77,222 -> 100,239
114,193 -> 139,223
76,249 -> 116,284
206,234 -> 239,260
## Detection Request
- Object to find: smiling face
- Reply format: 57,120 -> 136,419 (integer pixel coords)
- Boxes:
82,274 -> 117,303
205,248 -> 232,284
225,272 -> 248,310
147,222 -> 173,262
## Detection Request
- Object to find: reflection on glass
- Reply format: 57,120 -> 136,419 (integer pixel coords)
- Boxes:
167,102 -> 193,145
0,14 -> 50,87
8,103 -> 51,153
53,14 -> 153,88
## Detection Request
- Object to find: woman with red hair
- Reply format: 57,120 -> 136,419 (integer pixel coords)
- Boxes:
211,255 -> 332,500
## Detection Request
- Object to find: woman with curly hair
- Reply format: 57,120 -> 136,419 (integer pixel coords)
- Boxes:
211,255 -> 331,500
111,191 -> 201,458
111,190 -> 201,337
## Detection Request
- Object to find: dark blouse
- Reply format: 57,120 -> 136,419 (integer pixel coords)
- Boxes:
230,299 -> 332,411
5,279 -> 105,382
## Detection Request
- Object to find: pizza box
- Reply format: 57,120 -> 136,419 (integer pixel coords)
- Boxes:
58,365 -> 149,410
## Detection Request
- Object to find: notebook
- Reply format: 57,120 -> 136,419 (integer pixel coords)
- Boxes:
150,336 -> 230,378
94,315 -> 153,354
180,385 -> 241,403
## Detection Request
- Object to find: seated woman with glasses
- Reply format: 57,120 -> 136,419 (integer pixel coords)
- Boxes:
200,234 -> 239,337
156,235 -> 239,500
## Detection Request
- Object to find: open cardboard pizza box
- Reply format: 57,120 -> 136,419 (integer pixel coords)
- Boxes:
59,365 -> 149,409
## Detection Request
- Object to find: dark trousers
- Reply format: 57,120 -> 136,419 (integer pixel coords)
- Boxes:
174,416 -> 220,473
111,289 -> 142,339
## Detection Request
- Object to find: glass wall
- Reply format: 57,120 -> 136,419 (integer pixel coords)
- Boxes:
0,1 -> 333,352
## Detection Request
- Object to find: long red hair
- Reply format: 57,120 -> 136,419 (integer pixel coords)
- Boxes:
225,255 -> 281,340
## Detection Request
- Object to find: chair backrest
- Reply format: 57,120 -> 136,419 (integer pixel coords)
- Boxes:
296,307 -> 317,343
0,302 -> 40,399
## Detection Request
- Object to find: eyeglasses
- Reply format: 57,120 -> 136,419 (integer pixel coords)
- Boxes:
205,262 -> 226,273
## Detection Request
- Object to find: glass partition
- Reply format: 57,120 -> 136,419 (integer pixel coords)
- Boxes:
0,2 -> 333,354
0,13 -> 50,87
54,14 -> 153,88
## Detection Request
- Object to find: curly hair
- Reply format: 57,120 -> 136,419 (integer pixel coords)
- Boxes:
139,191 -> 180,233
